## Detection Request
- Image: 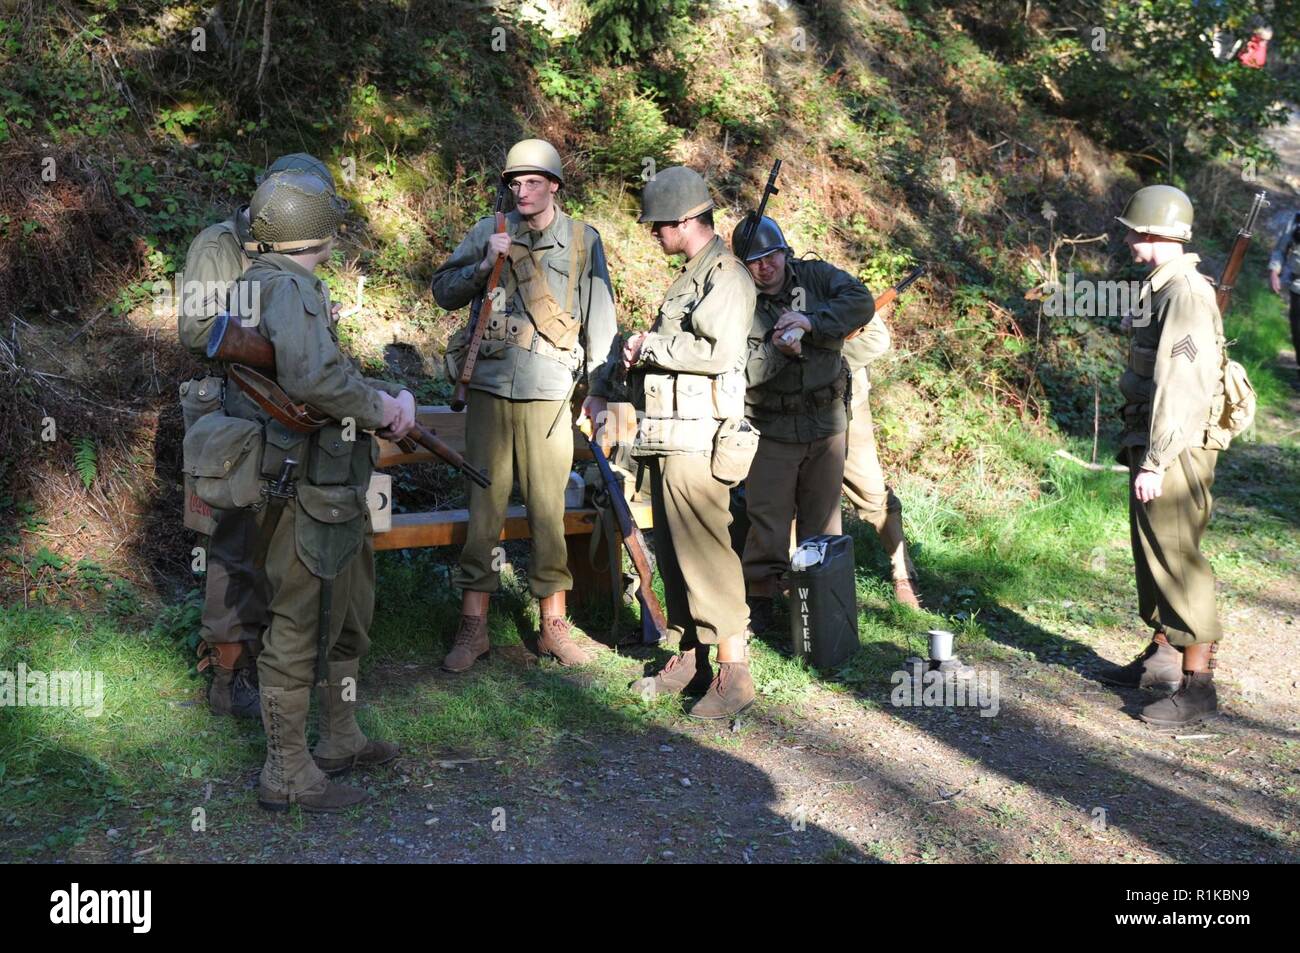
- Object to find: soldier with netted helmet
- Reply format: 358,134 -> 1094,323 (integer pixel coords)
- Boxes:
176,154 -> 339,722
219,169 -> 417,810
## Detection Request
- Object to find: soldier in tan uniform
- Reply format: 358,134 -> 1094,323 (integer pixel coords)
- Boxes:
731,217 -> 874,634
1097,185 -> 1227,728
841,302 -> 922,608
216,171 -> 416,810
625,167 -> 756,719
176,154 -> 338,720
432,139 -> 618,671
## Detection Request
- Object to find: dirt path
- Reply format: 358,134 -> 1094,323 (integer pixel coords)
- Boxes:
59,383 -> 1299,865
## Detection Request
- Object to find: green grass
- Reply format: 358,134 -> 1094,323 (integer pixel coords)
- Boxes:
1225,275 -> 1296,412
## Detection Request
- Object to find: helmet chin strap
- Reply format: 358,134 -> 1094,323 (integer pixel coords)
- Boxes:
243,237 -> 334,255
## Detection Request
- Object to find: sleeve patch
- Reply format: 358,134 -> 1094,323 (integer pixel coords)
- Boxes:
1170,334 -> 1198,362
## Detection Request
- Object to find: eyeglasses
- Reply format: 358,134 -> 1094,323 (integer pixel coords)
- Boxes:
508,177 -> 550,193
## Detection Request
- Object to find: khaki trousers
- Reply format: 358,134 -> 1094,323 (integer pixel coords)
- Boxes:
742,433 -> 845,596
456,390 -> 574,597
256,503 -> 373,691
842,396 -> 911,579
648,453 -> 749,648
1128,447 -> 1223,646
199,507 -> 268,648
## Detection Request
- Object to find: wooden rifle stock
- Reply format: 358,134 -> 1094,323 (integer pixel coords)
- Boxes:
579,419 -> 667,644
1215,191 -> 1269,315
845,265 -> 926,341
451,187 -> 509,412
206,312 -> 490,487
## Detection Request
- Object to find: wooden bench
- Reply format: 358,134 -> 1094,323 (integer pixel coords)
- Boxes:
372,404 -> 652,602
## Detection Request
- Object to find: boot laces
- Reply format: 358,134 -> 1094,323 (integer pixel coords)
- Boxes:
454,617 -> 483,647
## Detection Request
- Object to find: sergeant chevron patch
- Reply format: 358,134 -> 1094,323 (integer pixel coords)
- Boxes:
1170,334 -> 1198,362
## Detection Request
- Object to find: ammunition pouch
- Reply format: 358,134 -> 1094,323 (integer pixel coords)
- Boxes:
261,418 -> 311,480
182,411 -> 266,511
634,369 -> 747,455
306,422 -> 366,487
295,484 -> 368,579
444,322 -> 472,382
752,374 -> 847,414
179,375 -> 225,432
711,417 -> 760,487
482,309 -> 581,371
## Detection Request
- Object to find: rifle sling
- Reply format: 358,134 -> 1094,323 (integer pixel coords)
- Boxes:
228,364 -> 330,434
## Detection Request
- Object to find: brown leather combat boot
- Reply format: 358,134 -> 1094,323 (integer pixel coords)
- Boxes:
257,685 -> 367,813
1098,631 -> 1183,692
892,577 -> 922,610
880,508 -> 922,609
442,591 -> 490,673
536,592 -> 595,666
688,660 -> 756,720
1140,642 -> 1219,727
201,641 -> 262,720
312,659 -> 399,776
630,647 -> 713,700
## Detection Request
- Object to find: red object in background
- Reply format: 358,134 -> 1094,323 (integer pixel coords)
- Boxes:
1238,34 -> 1268,68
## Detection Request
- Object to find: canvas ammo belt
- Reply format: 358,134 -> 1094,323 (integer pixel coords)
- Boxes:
754,376 -> 847,414
483,310 -> 576,365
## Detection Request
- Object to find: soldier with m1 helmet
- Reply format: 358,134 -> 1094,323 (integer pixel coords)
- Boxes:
219,170 -> 417,810
432,138 -> 618,671
730,215 -> 876,634
176,153 -> 339,721
1097,184 -> 1229,728
625,166 -> 757,719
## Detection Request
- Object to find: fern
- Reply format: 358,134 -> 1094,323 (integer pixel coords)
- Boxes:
72,436 -> 97,490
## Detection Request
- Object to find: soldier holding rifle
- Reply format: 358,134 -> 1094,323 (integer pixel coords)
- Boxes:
432,139 -> 618,671
626,167 -> 757,719
217,170 -> 416,811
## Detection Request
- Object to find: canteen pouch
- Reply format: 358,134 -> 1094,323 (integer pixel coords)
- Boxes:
1205,354 -> 1257,450
179,376 -> 224,432
444,322 -> 471,381
295,484 -> 368,579
182,412 -> 265,510
711,417 -> 760,486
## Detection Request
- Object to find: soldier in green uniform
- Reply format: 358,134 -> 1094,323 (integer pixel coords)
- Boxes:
176,154 -> 338,720
432,139 -> 618,671
626,166 -> 756,719
221,171 -> 416,810
731,217 -> 874,634
841,302 -> 923,608
1098,185 -> 1227,728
